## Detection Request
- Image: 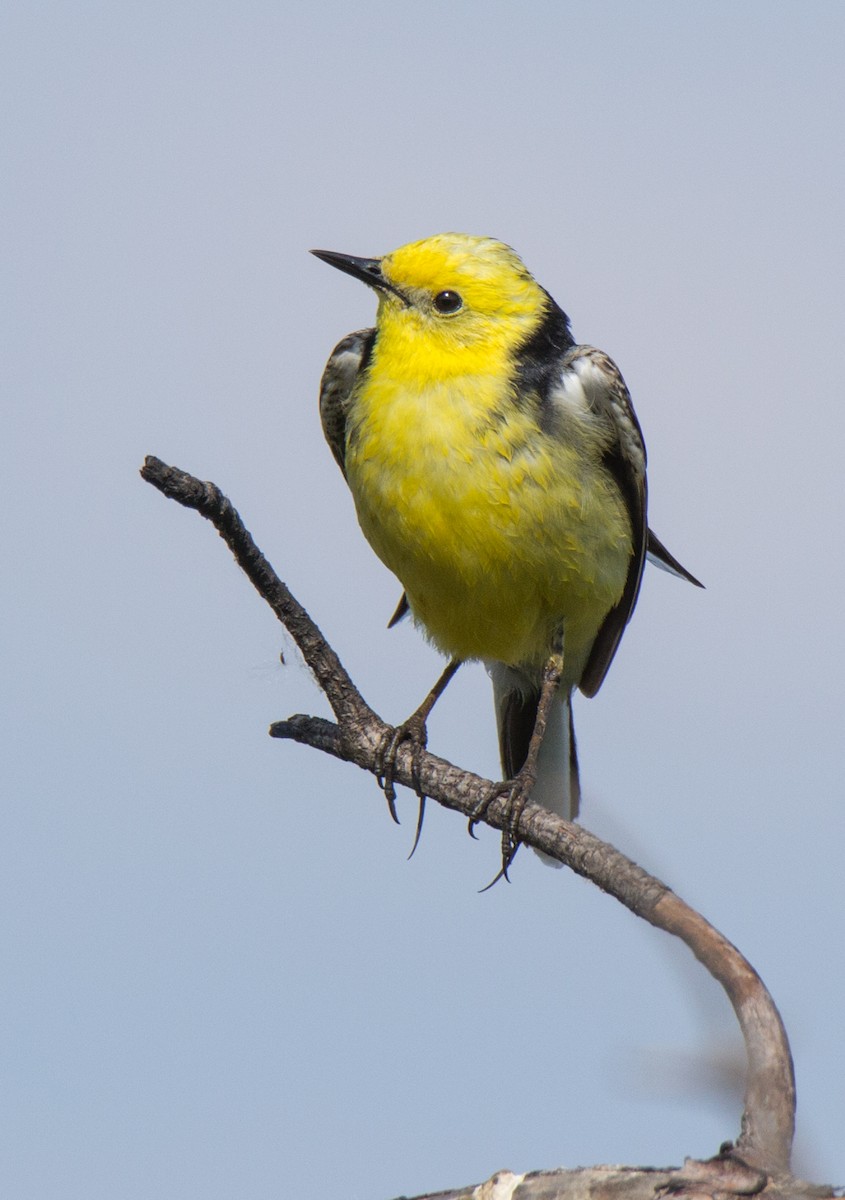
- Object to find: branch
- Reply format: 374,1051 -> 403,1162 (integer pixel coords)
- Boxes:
394,1165 -> 836,1200
141,457 -> 807,1195
139,456 -> 374,732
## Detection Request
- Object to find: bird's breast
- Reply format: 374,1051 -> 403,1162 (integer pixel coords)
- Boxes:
345,371 -> 631,671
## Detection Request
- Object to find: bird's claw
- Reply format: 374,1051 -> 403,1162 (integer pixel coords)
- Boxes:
376,714 -> 429,803
375,715 -> 429,854
470,768 -> 538,890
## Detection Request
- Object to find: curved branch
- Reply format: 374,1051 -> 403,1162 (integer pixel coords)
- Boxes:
141,456 -> 798,1186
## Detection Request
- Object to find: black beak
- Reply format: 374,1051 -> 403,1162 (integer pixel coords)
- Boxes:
310,249 -> 408,305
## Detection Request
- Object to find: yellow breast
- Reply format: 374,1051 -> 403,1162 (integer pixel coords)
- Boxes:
346,358 -> 632,677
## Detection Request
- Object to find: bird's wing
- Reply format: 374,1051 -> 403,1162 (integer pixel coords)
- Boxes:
318,328 -> 376,478
387,592 -> 410,628
646,528 -> 704,588
320,328 -> 413,631
552,346 -> 649,698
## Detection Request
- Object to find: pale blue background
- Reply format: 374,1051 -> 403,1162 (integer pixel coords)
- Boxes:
3,2 -> 844,1196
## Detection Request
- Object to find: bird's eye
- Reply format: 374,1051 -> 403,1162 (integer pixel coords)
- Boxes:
433,290 -> 463,315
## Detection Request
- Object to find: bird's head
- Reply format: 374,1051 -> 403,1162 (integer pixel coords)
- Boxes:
312,233 -> 558,372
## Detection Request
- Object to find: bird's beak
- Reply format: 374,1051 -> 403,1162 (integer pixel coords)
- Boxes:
310,249 -> 408,305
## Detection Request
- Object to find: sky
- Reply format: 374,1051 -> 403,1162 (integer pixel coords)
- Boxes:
3,2 -> 844,1196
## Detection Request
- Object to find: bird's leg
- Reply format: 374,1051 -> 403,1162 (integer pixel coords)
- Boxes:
472,633 -> 565,883
375,658 -> 462,853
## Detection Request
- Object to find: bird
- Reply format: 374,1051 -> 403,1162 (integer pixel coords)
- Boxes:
312,233 -> 700,870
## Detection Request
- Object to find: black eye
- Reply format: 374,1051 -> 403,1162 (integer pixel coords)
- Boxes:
433,290 -> 463,314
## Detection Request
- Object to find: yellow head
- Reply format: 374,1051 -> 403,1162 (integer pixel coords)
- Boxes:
312,233 -> 564,373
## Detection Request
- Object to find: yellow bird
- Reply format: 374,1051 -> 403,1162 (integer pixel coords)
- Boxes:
313,233 -> 699,865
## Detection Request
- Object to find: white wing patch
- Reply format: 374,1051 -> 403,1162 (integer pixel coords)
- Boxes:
557,345 -> 647,480
549,361 -> 591,418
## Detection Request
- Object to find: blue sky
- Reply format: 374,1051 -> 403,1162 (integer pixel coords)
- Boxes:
3,2 -> 844,1196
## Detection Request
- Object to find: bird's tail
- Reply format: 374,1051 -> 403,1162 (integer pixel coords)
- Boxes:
489,663 -> 580,867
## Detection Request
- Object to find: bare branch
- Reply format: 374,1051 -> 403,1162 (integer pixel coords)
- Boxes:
141,457 -> 805,1192
391,1163 -> 835,1200
140,456 -> 374,730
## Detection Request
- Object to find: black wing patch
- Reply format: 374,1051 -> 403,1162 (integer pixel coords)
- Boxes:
318,328 -> 375,477
647,528 -> 704,588
387,592 -> 410,628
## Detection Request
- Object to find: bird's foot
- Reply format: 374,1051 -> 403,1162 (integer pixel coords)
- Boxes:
469,764 -> 538,890
374,713 -> 429,858
374,660 -> 461,858
376,711 -> 429,810
470,639 -> 564,889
